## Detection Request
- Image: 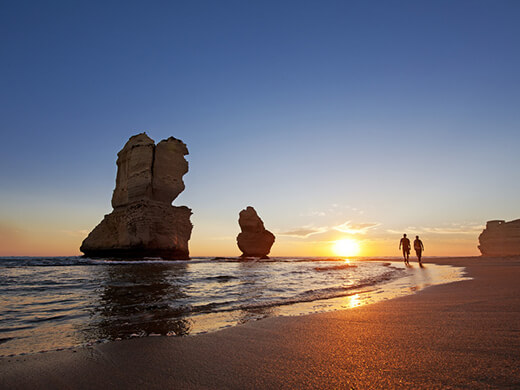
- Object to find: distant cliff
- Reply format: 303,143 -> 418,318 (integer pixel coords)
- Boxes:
478,219 -> 520,256
81,133 -> 192,259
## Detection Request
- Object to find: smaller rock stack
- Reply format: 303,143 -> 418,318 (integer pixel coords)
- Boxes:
236,206 -> 275,258
478,219 -> 520,256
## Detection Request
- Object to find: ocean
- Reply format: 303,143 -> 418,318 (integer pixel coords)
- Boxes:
0,256 -> 468,357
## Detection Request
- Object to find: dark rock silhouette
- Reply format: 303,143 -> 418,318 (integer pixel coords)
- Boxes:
236,206 -> 275,258
478,219 -> 520,256
81,133 -> 192,259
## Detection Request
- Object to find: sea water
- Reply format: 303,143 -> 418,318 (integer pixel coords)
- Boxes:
0,256 -> 468,356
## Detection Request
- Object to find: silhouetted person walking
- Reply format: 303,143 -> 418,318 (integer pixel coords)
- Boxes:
399,234 -> 410,264
414,236 -> 424,264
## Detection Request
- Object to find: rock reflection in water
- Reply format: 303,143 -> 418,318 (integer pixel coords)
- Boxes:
82,263 -> 191,341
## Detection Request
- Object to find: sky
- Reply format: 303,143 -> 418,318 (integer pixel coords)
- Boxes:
1,0 -> 519,257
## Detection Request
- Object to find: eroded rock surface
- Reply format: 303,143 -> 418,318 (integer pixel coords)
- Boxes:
81,133 -> 192,259
152,137 -> 189,205
478,219 -> 520,256
236,206 -> 275,258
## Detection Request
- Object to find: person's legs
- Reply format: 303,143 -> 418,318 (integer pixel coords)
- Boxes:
403,248 -> 410,264
416,249 -> 422,262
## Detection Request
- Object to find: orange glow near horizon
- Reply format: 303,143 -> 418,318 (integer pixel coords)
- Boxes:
332,238 -> 361,257
0,222 -> 482,258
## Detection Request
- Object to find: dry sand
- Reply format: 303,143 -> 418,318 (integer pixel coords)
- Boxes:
1,257 -> 519,389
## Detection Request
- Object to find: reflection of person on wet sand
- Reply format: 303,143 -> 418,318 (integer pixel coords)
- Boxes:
414,235 -> 424,264
399,234 -> 410,265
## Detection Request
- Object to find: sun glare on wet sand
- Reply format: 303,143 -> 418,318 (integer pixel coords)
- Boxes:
332,238 -> 361,257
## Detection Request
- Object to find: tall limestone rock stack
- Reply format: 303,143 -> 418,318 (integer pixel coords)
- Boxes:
478,219 -> 520,256
236,206 -> 275,258
81,133 -> 193,259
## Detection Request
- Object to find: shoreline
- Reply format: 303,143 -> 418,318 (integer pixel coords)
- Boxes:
1,256 -> 519,388
0,258 -> 467,357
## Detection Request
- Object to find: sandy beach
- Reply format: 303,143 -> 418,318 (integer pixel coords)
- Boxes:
1,256 -> 519,389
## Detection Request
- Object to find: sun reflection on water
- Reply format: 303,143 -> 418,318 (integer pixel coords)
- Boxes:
348,293 -> 361,308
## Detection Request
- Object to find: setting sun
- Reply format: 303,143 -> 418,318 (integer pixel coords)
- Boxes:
332,238 -> 361,257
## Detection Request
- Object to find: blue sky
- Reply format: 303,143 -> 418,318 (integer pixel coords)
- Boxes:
1,0 -> 519,256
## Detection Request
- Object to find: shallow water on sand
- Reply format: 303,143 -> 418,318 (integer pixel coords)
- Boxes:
0,257 -> 468,356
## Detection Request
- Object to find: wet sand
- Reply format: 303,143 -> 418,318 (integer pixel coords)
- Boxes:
1,256 -> 519,389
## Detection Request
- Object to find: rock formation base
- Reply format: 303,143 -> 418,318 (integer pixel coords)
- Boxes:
237,231 -> 276,258
81,201 -> 192,259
